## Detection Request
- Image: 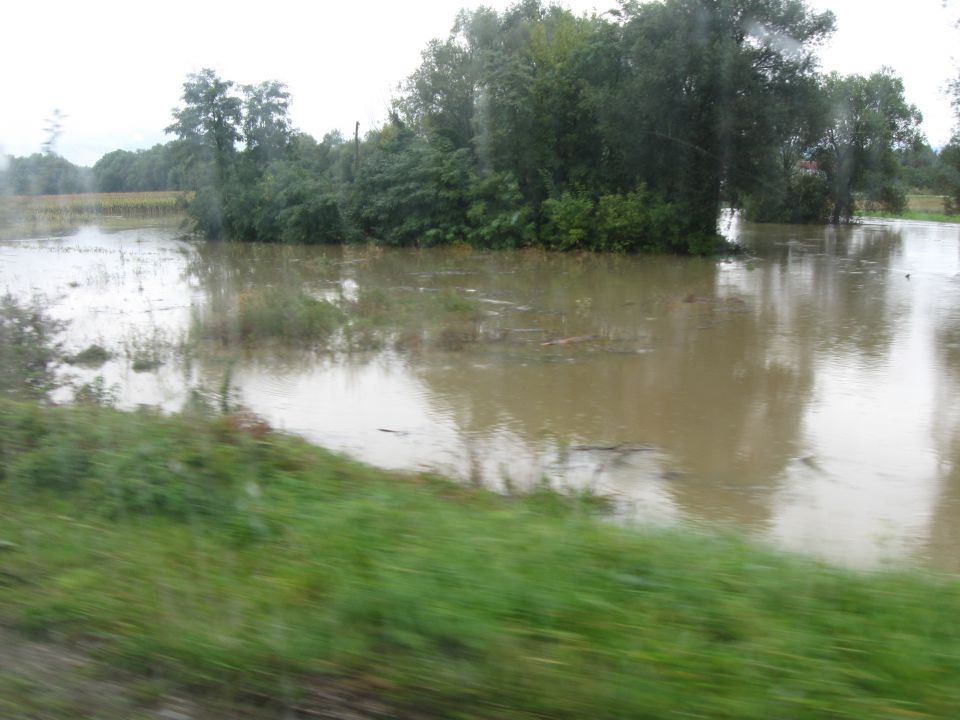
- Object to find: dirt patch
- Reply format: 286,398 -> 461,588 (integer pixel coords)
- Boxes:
0,627 -> 400,720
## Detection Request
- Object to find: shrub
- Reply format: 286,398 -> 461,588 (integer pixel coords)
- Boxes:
744,172 -> 832,224
0,295 -> 61,401
540,192 -> 595,250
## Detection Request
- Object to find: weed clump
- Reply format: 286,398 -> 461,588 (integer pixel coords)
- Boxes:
439,289 -> 478,315
64,344 -> 111,367
197,286 -> 344,346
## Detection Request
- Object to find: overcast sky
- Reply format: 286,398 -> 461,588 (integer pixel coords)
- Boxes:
2,0 -> 957,167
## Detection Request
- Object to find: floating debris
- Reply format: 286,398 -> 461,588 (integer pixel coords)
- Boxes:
378,428 -> 410,436
572,443 -> 655,453
541,335 -> 597,347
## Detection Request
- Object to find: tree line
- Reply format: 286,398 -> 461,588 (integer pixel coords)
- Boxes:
4,0 -> 960,252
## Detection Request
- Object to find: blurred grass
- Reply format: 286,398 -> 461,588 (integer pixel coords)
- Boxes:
1,400 -> 959,718
857,194 -> 960,223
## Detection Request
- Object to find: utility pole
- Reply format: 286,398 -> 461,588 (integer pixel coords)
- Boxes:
354,121 -> 360,176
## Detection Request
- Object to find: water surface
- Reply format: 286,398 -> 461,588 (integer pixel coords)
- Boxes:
3,217 -> 960,570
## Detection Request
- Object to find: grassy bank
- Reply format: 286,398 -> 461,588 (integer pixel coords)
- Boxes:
1,401 -> 959,718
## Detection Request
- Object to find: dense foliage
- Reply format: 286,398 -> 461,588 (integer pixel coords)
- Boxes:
163,0 -> 845,252
5,1 -> 957,246
941,71 -> 960,213
0,153 -> 91,195
91,143 -> 190,193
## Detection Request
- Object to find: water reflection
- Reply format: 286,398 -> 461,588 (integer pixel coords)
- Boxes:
3,217 -> 960,569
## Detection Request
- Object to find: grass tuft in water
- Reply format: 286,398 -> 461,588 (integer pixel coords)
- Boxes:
196,286 -> 345,347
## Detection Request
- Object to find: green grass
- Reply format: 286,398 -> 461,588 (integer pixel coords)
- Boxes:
857,209 -> 960,223
1,400 -> 959,718
857,194 -> 960,223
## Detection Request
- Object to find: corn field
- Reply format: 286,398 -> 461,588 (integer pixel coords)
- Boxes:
1,191 -> 190,220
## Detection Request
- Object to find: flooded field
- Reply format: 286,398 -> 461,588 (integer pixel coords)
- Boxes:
3,217 -> 960,570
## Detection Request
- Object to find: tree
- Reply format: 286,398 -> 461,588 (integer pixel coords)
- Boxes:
897,142 -> 940,192
396,37 -> 478,150
165,69 -> 242,188
241,80 -> 293,167
816,69 -> 922,222
600,0 -> 835,238
741,73 -> 834,224
92,144 -> 185,192
157,2 -> 849,248
940,70 -> 960,213
2,153 -> 91,195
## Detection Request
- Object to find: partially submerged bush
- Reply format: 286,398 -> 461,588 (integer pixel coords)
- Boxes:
540,187 -> 700,253
64,343 -> 111,367
0,294 -> 61,401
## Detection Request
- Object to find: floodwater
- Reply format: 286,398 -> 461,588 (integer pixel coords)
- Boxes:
2,216 -> 960,570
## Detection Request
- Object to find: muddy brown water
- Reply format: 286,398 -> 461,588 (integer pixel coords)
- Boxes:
3,215 -> 960,570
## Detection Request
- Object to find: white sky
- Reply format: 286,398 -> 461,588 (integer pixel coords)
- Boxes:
1,0 -> 957,167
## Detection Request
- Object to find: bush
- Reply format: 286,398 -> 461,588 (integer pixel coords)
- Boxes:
744,172 -> 832,224
540,192 -> 595,250
540,187 -> 698,253
596,187 -> 688,252
187,187 -> 226,239
0,295 -> 62,401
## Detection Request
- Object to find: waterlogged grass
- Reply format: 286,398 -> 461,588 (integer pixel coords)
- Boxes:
1,401 -> 959,718
345,286 -> 481,352
193,282 -> 480,353
194,286 -> 344,346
